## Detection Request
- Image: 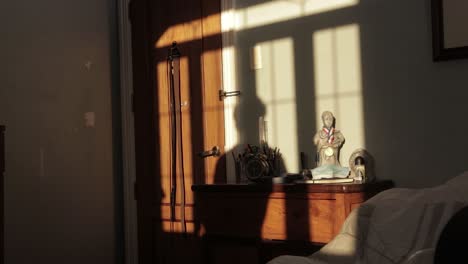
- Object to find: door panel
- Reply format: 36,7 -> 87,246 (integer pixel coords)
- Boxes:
131,0 -> 225,263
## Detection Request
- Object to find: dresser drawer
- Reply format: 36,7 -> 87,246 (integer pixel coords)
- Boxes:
197,192 -> 351,244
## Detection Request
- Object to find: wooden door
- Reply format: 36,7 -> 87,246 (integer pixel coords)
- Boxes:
129,0 -> 225,263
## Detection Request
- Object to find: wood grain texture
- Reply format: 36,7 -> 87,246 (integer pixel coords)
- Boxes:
159,203 -> 195,221
194,181 -> 393,263
200,0 -> 225,184
153,224 -> 203,263
196,191 -> 351,243
131,0 -> 224,263
151,0 -> 224,202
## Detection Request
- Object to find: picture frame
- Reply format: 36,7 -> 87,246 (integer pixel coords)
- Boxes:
431,0 -> 468,61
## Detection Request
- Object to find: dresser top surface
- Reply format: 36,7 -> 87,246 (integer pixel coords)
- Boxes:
192,180 -> 393,194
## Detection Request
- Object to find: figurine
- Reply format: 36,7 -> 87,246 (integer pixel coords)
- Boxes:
354,157 -> 365,181
311,111 -> 350,179
349,148 -> 375,182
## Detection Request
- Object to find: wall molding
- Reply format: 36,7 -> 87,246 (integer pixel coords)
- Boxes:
117,0 -> 138,263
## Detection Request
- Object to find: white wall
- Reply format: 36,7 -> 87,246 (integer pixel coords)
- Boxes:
0,0 -> 122,263
229,0 -> 468,187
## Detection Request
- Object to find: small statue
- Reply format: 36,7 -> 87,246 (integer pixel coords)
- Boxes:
311,111 -> 350,179
354,157 -> 366,181
349,148 -> 375,182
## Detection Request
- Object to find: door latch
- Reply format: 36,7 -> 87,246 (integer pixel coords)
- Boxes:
198,146 -> 221,158
219,90 -> 241,100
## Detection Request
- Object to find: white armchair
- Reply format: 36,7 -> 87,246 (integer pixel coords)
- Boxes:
268,171 -> 468,264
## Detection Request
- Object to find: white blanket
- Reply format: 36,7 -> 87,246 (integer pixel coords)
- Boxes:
268,171 -> 468,264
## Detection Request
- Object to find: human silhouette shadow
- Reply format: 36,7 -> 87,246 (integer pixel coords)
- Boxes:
214,93 -> 285,184
196,95 -> 288,264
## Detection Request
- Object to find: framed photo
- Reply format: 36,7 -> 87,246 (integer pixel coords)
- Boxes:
431,0 -> 468,61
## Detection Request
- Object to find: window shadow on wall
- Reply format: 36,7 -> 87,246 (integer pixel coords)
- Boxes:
231,0 -> 366,262
129,0 -> 400,263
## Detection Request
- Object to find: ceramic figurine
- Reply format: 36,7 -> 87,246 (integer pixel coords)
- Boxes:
349,148 -> 375,182
311,111 -> 350,179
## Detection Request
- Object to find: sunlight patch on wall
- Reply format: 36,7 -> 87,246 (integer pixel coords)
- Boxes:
156,13 -> 220,48
222,46 -> 240,183
234,0 -> 358,30
221,4 -> 236,32
255,37 -> 299,173
304,0 -> 359,16
222,46 -> 239,151
313,23 -> 364,166
239,1 -> 301,30
221,1 -> 240,183
156,0 -> 359,47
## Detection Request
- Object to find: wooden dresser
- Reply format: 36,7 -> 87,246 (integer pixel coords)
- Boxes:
192,181 -> 393,263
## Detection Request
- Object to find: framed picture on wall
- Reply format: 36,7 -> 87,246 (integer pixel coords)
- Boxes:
431,0 -> 468,61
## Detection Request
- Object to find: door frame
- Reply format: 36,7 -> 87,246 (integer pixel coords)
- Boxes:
117,0 -> 239,263
117,0 -> 139,263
